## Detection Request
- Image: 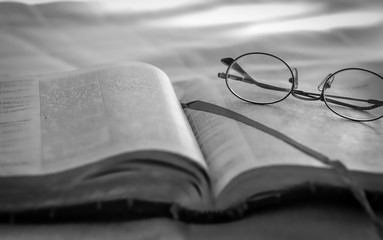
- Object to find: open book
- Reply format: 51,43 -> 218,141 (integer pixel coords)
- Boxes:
1,62 -> 383,223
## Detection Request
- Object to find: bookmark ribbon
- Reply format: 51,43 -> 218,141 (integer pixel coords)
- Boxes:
182,100 -> 383,238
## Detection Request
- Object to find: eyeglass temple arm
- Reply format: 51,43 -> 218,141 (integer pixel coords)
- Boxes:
294,90 -> 383,110
324,95 -> 383,110
218,58 -> 291,92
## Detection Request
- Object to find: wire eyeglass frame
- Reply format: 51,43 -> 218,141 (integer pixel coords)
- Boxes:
218,52 -> 383,122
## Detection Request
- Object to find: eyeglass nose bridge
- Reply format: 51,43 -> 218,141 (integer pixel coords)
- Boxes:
318,74 -> 335,91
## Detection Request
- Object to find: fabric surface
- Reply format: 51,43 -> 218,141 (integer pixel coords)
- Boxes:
1,0 -> 383,239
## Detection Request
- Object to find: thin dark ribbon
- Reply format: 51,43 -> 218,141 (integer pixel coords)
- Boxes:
182,100 -> 383,238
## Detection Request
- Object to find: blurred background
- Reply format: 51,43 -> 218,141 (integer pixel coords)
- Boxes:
0,0 -> 383,86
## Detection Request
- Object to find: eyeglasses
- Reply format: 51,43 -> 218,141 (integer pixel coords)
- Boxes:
218,52 -> 383,122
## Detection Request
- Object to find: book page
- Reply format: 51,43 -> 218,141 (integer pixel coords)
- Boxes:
0,62 -> 206,176
0,79 -> 42,175
176,77 -> 383,200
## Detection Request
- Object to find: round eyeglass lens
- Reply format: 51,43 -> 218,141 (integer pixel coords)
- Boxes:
323,68 -> 383,121
225,53 -> 294,104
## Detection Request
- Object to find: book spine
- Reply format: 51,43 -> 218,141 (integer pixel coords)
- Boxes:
1,184 -> 382,224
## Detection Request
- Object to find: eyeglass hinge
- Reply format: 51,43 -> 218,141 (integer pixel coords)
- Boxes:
289,68 -> 299,89
318,74 -> 334,91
